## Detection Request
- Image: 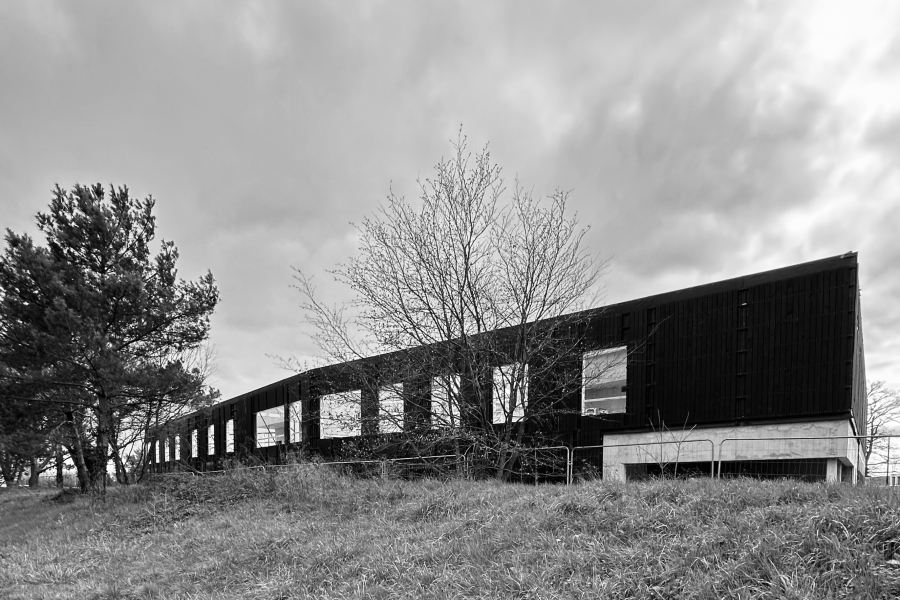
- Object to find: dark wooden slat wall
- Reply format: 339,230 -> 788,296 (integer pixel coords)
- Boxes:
850,266 -> 866,434
149,254 -> 865,468
573,262 -> 858,444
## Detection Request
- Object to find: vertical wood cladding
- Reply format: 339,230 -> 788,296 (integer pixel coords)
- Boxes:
576,254 -> 862,440
150,254 -> 864,467
850,275 -> 867,435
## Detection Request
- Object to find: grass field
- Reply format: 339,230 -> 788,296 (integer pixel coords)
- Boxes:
1,468 -> 899,599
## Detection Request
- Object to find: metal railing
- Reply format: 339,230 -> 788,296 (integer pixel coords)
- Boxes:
192,454 -> 464,480
717,435 -> 899,484
152,434 -> 899,486
571,439 -> 716,483
463,445 -> 571,484
182,448 -> 569,483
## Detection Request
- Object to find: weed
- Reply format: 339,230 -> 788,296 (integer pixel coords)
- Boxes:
1,472 -> 899,599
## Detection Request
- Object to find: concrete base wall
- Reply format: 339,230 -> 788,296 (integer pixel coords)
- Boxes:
602,420 -> 864,483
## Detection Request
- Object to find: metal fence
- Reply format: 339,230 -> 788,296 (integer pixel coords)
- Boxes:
188,454 -> 467,481
860,434 -> 900,485
571,439 -> 716,482
150,434 -> 900,486
40,473 -> 80,487
717,434 -> 900,485
383,454 -> 466,479
464,446 -> 570,484
176,448 -> 570,484
1,473 -> 81,488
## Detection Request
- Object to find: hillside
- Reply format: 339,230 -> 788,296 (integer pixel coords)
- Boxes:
1,469 -> 898,599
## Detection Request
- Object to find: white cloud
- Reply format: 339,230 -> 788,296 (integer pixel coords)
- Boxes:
235,1 -> 283,61
1,0 -> 898,395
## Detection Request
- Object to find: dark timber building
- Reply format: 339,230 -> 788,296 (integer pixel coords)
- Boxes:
148,253 -> 867,482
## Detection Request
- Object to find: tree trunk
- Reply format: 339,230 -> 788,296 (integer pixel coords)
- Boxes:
136,448 -> 148,482
493,418 -> 528,481
66,410 -> 90,493
135,411 -> 154,483
136,438 -> 152,483
92,393 -> 110,495
0,451 -> 16,487
110,443 -> 128,484
55,445 -> 64,488
28,456 -> 40,487
108,420 -> 130,484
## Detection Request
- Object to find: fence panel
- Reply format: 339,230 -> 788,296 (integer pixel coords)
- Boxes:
864,434 -> 900,485
383,454 -> 464,480
717,435 -> 900,484
572,439 -> 716,482
259,455 -> 466,480
298,459 -> 384,478
16,474 -> 80,488
464,446 -> 570,484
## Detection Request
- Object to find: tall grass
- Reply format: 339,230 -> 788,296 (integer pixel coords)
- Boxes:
1,468 -> 898,599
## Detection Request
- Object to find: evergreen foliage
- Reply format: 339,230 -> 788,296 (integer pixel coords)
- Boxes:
0,184 -> 218,492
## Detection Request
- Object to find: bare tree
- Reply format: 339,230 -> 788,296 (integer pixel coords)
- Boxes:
293,133 -> 610,479
865,380 -> 900,477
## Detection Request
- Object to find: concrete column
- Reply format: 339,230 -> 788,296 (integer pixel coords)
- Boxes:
826,458 -> 839,483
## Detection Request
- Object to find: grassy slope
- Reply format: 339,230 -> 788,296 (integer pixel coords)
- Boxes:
1,470 -> 899,600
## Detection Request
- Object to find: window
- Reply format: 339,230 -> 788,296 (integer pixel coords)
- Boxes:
583,346 -> 627,415
320,390 -> 361,439
431,374 -> 460,428
191,429 -> 198,458
379,383 -> 404,433
256,407 -> 284,448
156,440 -> 161,464
161,438 -> 168,463
208,424 -> 215,456
492,363 -> 527,424
174,435 -> 181,461
226,419 -> 235,453
288,400 -> 302,443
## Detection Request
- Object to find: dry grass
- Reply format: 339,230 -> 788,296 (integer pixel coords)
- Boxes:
1,468 -> 898,599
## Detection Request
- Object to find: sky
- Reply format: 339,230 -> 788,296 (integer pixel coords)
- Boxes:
1,0 -> 898,401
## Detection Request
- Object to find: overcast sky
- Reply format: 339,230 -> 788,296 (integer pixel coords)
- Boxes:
2,0 -> 898,399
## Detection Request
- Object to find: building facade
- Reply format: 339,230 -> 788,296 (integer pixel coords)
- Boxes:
149,253 -> 867,482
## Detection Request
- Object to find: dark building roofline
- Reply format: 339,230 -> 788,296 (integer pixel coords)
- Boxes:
176,252 -> 859,424
593,251 -> 858,315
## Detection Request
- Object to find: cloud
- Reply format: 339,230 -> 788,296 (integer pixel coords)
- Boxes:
1,0 -> 898,396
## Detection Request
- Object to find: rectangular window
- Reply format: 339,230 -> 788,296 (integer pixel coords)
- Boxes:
583,346 -> 627,415
379,383 -> 404,433
431,374 -> 461,428
492,363 -> 527,424
191,429 -> 198,458
320,390 -> 361,439
226,419 -> 235,453
288,400 -> 302,443
174,435 -> 181,461
208,424 -> 215,456
256,407 -> 285,448
156,440 -> 161,464
620,313 -> 631,341
162,438 -> 168,463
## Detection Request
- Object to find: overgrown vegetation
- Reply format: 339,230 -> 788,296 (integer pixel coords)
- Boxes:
1,471 -> 898,599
